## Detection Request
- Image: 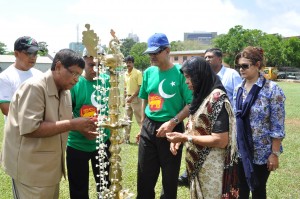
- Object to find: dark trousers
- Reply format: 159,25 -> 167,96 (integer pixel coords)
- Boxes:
66,141 -> 111,199
238,159 -> 271,199
137,117 -> 184,199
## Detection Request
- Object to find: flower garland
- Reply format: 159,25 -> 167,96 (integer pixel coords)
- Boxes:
93,63 -> 115,199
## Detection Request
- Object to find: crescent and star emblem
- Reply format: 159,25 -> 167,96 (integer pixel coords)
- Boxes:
158,79 -> 176,98
91,90 -> 105,108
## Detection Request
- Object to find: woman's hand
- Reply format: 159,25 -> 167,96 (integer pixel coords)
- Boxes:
267,154 -> 279,171
166,132 -> 186,143
169,142 -> 182,156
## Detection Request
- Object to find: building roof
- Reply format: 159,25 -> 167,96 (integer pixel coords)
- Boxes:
0,55 -> 52,63
170,50 -> 206,55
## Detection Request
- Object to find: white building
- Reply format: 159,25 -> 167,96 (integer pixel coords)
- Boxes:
127,33 -> 139,42
0,55 -> 52,73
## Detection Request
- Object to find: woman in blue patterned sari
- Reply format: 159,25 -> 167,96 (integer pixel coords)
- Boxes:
233,46 -> 286,199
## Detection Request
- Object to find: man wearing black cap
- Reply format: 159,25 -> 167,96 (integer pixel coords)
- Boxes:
0,36 -> 42,118
136,33 -> 193,199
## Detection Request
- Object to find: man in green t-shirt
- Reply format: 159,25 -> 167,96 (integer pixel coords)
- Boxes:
66,49 -> 111,199
136,33 -> 193,199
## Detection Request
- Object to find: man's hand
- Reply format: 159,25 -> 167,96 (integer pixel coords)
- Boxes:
126,95 -> 135,104
71,117 -> 98,140
136,132 -> 141,144
81,131 -> 99,140
156,120 -> 176,137
0,102 -> 9,116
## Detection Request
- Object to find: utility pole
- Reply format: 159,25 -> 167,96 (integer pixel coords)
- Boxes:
76,24 -> 79,54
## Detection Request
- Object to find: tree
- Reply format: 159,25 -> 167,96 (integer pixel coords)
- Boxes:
170,41 -> 185,51
129,42 -> 150,71
170,40 -> 211,51
282,37 -> 300,68
0,42 -> 7,55
259,34 -> 284,67
213,25 -> 253,66
120,38 -> 136,58
38,42 -> 49,56
212,25 -> 285,67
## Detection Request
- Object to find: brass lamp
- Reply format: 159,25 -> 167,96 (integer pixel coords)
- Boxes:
82,24 -> 133,199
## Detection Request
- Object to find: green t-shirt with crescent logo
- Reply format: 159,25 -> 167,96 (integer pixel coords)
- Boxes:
67,74 -> 111,152
139,64 -> 193,122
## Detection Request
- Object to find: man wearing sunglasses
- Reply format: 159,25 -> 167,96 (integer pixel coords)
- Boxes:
136,33 -> 193,199
0,36 -> 43,119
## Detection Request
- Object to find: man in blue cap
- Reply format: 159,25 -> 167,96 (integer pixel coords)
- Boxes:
136,33 -> 192,199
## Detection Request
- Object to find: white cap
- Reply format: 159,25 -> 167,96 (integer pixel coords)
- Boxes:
82,45 -> 105,57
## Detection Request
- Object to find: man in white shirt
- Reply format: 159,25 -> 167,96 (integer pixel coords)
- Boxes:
204,48 -> 242,104
0,36 -> 42,118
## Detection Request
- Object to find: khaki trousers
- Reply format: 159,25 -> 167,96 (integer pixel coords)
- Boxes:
124,96 -> 142,141
12,179 -> 59,199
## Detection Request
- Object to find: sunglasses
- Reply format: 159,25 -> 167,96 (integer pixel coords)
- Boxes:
235,63 -> 251,70
149,47 -> 167,56
204,55 -> 215,59
22,50 -> 38,58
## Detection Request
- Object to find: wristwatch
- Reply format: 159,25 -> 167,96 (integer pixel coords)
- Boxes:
187,136 -> 193,143
172,116 -> 179,124
272,151 -> 281,157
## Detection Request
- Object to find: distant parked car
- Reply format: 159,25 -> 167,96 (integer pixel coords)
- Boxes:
286,73 -> 297,79
277,72 -> 287,79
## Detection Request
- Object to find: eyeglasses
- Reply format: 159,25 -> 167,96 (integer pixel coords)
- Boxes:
66,67 -> 81,78
88,63 -> 96,67
235,63 -> 251,70
22,50 -> 38,58
149,47 -> 167,56
204,55 -> 215,59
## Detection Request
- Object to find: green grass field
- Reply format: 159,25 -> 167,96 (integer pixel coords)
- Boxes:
0,81 -> 300,198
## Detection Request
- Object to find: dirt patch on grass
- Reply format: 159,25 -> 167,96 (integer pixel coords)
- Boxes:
285,118 -> 300,126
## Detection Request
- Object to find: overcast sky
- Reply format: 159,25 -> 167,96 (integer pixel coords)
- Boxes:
0,0 -> 299,54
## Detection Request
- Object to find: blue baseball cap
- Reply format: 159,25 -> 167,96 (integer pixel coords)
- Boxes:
143,33 -> 170,54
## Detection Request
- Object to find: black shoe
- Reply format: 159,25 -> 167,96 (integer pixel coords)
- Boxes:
178,175 -> 189,187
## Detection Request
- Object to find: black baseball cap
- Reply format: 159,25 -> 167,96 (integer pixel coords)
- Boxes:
14,36 -> 39,53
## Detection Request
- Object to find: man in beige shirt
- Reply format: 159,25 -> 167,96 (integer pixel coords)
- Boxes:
123,55 -> 142,143
1,49 -> 98,199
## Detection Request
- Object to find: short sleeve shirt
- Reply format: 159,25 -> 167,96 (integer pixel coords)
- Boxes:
139,64 -> 193,122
